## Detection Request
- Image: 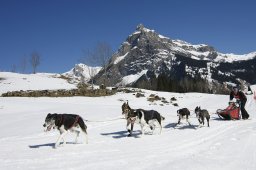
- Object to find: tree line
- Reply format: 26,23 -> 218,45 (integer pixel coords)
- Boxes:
10,51 -> 40,74
156,74 -> 209,93
133,73 -> 230,94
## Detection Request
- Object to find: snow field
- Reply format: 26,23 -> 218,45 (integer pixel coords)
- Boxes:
0,90 -> 256,170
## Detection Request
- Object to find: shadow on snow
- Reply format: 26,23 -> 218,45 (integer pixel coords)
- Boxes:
164,122 -> 198,130
29,143 -> 55,148
101,130 -> 141,139
28,142 -> 79,149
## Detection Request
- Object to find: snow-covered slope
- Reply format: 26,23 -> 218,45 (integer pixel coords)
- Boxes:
0,88 -> 256,170
215,52 -> 256,62
172,40 -> 256,62
62,63 -> 102,83
0,72 -> 76,95
0,64 -> 102,95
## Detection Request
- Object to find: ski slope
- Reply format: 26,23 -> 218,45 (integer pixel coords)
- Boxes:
0,88 -> 256,170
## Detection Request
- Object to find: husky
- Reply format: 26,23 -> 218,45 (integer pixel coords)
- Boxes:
122,101 -> 132,119
177,108 -> 191,125
122,101 -> 165,136
43,113 -> 88,148
194,106 -> 210,127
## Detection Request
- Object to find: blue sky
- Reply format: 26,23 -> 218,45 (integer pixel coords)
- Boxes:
0,0 -> 256,73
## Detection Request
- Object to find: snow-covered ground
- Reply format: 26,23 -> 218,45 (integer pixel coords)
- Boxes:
0,86 -> 256,170
0,72 -> 76,95
0,72 -> 255,169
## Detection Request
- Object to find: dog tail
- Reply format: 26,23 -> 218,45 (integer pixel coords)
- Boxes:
77,117 -> 87,132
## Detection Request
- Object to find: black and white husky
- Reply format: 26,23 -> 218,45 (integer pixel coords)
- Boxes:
122,102 -> 165,136
43,113 -> 88,148
194,106 -> 210,127
177,108 -> 191,126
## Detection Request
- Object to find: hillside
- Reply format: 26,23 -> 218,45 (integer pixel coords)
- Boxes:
0,72 -> 76,95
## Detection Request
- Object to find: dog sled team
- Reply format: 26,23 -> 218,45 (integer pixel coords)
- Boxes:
43,85 -> 252,148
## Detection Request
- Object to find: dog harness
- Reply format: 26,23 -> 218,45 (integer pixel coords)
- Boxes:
128,117 -> 137,124
55,114 -> 63,128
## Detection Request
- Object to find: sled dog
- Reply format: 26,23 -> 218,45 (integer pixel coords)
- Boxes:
43,113 -> 88,148
122,102 -> 165,136
177,108 -> 191,125
194,106 -> 210,127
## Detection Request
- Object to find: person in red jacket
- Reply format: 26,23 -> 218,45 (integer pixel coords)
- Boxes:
230,86 -> 249,119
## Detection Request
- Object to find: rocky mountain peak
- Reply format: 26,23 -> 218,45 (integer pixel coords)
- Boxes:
136,24 -> 145,31
135,24 -> 155,34
94,24 -> 256,93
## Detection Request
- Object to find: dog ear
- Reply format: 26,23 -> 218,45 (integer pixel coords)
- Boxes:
51,113 -> 57,119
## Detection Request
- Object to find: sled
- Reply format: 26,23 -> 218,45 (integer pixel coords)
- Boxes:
216,101 -> 240,120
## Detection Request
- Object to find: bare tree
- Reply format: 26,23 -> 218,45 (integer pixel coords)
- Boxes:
80,50 -> 100,89
20,56 -> 27,73
86,67 -> 98,89
81,42 -> 113,86
93,42 -> 113,85
30,52 -> 40,74
11,64 -> 17,73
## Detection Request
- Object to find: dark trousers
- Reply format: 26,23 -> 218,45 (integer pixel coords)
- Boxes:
240,100 -> 249,119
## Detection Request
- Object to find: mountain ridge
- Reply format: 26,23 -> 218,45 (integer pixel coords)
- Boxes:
92,24 -> 256,93
112,24 -> 256,64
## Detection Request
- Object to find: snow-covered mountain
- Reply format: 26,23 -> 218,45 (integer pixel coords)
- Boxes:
94,24 -> 256,93
62,63 -> 102,83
